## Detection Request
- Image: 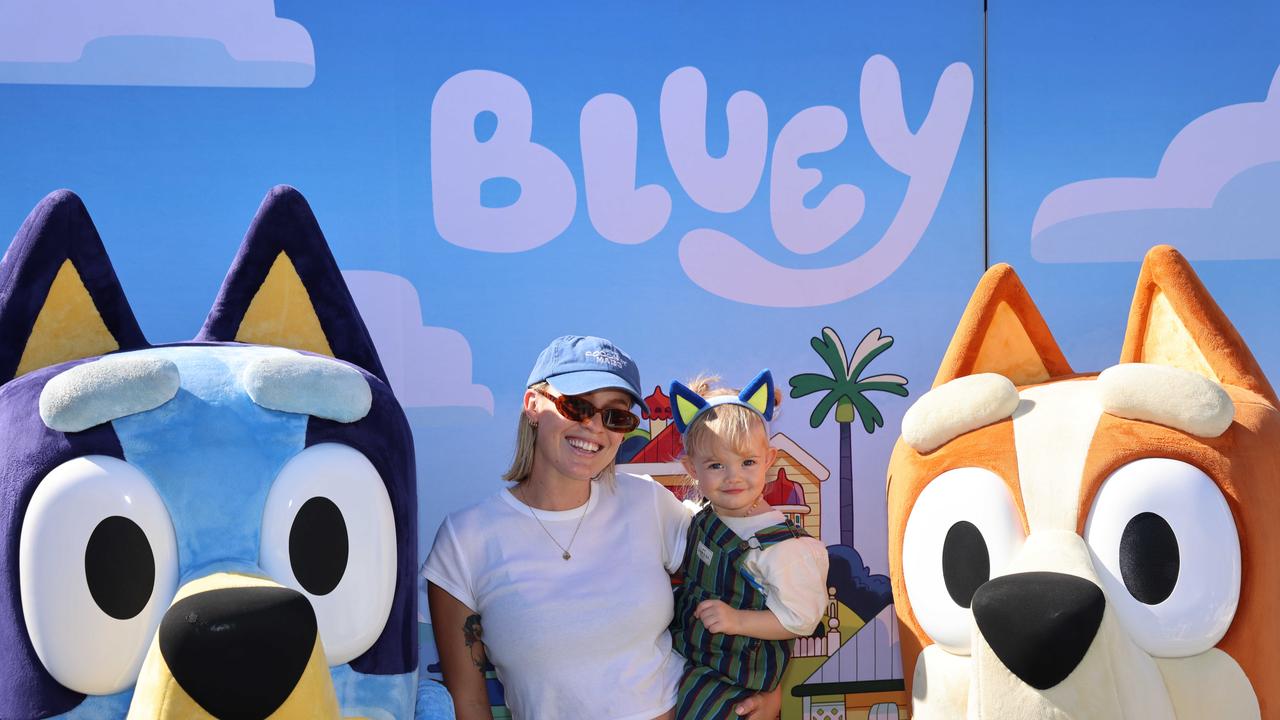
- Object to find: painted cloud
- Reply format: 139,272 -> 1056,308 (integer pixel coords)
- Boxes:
1032,66 -> 1280,262
343,270 -> 494,413
0,0 -> 314,87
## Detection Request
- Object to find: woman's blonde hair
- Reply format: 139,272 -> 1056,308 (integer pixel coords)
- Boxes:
502,382 -> 618,484
502,395 -> 541,483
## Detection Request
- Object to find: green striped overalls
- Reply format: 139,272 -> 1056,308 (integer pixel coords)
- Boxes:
670,506 -> 808,720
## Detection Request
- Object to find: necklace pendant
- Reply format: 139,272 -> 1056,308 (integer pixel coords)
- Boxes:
562,551 -> 571,560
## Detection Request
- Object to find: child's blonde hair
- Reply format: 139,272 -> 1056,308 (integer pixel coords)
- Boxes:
680,374 -> 783,460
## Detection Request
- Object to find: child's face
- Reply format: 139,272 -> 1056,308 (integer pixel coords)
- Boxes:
682,422 -> 779,517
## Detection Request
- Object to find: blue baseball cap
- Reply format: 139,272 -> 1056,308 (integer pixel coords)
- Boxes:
527,335 -> 649,413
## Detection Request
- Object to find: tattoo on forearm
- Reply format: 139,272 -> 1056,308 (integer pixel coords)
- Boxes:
463,614 -> 485,672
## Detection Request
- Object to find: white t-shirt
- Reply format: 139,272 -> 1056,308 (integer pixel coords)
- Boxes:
423,472 -> 692,720
717,510 -> 830,636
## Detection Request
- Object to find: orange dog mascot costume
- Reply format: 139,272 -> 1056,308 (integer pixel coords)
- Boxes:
888,246 -> 1278,718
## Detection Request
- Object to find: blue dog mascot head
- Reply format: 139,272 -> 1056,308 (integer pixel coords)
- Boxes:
0,187 -> 444,719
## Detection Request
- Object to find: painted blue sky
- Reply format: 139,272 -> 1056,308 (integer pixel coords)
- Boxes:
6,1 -> 1280,683
0,0 -> 987,584
8,0 -> 1278,596
988,0 -> 1280,378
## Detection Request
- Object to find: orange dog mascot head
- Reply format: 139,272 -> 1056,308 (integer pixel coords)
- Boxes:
887,246 -> 1279,719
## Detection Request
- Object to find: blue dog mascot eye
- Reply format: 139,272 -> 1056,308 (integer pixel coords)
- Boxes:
0,187 -> 453,719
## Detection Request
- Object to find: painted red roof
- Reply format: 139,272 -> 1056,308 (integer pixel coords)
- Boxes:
629,423 -> 684,462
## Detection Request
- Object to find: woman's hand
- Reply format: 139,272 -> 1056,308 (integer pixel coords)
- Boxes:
733,684 -> 782,719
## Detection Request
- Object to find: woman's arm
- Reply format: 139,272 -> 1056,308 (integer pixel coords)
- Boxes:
428,582 -> 494,720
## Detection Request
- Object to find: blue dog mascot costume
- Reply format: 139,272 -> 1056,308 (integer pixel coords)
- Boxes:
0,187 -> 453,719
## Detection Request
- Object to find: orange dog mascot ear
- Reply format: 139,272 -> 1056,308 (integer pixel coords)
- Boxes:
887,245 -> 1278,719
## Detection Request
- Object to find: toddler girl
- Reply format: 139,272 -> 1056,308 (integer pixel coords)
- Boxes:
667,370 -> 830,720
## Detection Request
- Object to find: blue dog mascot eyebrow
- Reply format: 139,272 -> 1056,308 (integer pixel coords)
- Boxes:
0,187 -> 453,719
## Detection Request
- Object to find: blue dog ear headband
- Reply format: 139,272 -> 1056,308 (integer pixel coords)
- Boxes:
670,369 -> 775,434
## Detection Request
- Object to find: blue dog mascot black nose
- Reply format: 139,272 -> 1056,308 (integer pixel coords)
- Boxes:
159,586 -> 318,720
971,571 -> 1106,690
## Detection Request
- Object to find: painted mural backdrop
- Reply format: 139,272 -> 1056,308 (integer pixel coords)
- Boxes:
3,1 -> 1274,718
987,3 -> 1280,380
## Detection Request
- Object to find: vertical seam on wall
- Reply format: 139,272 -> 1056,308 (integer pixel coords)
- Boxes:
983,0 -> 991,270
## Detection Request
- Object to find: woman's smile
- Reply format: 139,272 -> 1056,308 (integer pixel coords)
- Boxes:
565,437 -> 603,454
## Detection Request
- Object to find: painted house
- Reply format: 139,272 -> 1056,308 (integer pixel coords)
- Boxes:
792,604 -> 910,720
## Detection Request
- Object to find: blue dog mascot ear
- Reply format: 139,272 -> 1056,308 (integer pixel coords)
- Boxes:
0,188 -> 451,719
197,184 -> 388,383
670,370 -> 775,434
0,189 -> 147,383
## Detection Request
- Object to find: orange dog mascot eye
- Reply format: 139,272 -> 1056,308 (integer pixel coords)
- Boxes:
887,246 -> 1278,719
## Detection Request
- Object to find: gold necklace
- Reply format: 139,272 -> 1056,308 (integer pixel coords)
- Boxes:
518,484 -> 589,560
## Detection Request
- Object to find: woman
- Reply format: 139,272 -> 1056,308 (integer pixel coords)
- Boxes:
424,336 -> 780,720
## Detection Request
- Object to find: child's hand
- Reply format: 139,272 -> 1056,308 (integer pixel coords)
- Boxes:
695,599 -> 742,635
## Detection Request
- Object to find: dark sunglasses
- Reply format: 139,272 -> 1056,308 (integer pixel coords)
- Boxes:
535,388 -> 640,433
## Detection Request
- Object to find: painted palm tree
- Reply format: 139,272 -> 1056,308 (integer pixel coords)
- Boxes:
789,327 -> 908,548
